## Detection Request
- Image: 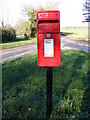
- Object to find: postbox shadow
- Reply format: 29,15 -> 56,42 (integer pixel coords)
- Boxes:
78,71 -> 89,119
52,50 -> 88,119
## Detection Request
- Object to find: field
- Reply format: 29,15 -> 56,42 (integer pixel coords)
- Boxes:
1,36 -> 37,50
61,27 -> 88,42
2,50 -> 89,119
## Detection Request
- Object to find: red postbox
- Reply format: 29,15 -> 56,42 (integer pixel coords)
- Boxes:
37,10 -> 60,67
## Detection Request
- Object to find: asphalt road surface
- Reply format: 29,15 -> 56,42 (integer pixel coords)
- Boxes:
61,35 -> 89,52
1,36 -> 90,62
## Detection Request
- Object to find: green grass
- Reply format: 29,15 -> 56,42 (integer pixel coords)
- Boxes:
61,27 -> 88,42
2,50 -> 89,119
1,36 -> 37,50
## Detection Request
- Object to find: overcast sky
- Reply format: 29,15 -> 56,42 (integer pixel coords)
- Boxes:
0,0 -> 87,27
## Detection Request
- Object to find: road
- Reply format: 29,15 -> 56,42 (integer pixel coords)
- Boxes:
0,36 -> 90,62
1,44 -> 37,62
61,35 -> 89,52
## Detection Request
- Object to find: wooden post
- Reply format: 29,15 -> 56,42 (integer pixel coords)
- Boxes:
46,67 -> 53,119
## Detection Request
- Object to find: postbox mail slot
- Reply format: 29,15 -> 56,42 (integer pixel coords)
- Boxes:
38,20 -> 59,23
38,22 -> 60,33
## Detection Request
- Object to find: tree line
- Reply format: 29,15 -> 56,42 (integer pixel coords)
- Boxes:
1,2 -> 59,42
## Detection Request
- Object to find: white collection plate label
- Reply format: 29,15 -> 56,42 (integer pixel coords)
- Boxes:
44,39 -> 54,57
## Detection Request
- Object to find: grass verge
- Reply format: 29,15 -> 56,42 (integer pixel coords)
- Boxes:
2,50 -> 89,119
61,27 -> 88,42
1,37 -> 37,50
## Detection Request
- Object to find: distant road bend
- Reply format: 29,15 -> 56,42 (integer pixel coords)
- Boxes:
61,35 -> 90,52
1,36 -> 90,62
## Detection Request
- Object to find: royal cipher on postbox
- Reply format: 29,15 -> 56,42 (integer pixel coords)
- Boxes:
37,10 -> 61,67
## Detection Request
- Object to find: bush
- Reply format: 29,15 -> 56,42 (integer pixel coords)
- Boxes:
24,33 -> 29,39
25,8 -> 37,38
2,26 -> 16,42
29,10 -> 37,38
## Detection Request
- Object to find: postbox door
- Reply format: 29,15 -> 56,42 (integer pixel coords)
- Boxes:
37,33 -> 60,67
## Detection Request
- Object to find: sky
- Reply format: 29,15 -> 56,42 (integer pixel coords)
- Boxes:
0,0 -> 88,27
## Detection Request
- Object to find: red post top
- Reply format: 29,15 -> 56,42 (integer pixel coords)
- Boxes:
37,10 -> 60,22
37,10 -> 60,33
